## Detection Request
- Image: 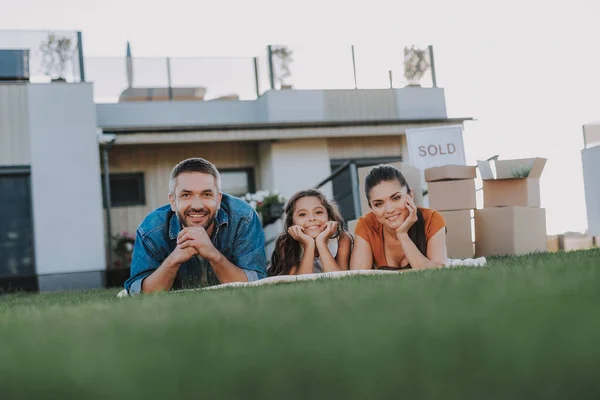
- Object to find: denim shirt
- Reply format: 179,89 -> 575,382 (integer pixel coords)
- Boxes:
124,193 -> 266,294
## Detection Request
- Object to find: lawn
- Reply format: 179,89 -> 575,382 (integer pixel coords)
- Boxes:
1,249 -> 599,399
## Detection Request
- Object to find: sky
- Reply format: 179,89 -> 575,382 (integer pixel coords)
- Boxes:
2,0 -> 599,235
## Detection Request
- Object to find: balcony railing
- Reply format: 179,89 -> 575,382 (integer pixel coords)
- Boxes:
85,44 -> 438,103
0,31 -> 438,102
0,30 -> 84,83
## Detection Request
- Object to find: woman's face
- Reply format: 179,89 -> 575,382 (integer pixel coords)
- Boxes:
368,180 -> 413,230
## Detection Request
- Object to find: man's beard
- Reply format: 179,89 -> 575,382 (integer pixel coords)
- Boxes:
177,208 -> 216,230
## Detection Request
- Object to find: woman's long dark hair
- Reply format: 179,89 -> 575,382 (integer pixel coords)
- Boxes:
268,189 -> 345,276
364,164 -> 427,256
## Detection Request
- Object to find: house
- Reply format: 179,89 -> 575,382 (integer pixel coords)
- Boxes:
0,30 -> 471,292
581,121 -> 600,237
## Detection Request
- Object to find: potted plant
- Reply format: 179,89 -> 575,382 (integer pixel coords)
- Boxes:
403,46 -> 430,87
39,33 -> 74,82
112,231 -> 135,269
271,46 -> 294,89
242,190 -> 287,227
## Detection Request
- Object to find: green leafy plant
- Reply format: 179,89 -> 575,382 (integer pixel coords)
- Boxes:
242,190 -> 287,227
112,231 -> 135,269
403,46 -> 430,85
509,166 -> 532,178
271,46 -> 294,88
39,33 -> 74,81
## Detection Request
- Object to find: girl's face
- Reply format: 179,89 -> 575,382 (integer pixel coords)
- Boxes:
368,180 -> 413,230
292,196 -> 330,238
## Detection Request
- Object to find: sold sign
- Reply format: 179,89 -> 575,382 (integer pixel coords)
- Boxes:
405,125 -> 467,170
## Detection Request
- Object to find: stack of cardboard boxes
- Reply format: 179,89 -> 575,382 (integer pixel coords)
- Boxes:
424,165 -> 477,258
475,157 -> 548,256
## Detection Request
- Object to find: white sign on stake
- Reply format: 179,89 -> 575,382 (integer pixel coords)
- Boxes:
405,125 -> 467,170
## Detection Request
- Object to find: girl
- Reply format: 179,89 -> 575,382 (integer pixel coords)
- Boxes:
268,189 -> 353,276
350,164 -> 447,271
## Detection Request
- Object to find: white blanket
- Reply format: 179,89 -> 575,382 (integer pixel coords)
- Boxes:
116,257 -> 486,298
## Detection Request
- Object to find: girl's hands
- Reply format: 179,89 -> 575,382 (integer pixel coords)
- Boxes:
316,221 -> 338,245
288,225 -> 315,247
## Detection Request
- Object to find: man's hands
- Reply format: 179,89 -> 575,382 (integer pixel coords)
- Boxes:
177,227 -> 219,262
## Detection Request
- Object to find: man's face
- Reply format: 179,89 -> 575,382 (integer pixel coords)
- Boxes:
169,172 -> 222,230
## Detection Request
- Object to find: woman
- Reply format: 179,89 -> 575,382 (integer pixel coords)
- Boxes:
350,164 -> 447,270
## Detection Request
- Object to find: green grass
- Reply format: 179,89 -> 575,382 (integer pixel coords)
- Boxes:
1,249 -> 600,399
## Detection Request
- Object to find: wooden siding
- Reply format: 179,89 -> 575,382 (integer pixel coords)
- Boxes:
327,136 -> 406,160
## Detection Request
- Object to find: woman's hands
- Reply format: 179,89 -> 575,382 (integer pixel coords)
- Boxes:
395,197 -> 418,238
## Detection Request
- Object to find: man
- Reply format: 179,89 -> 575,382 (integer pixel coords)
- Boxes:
124,158 -> 267,294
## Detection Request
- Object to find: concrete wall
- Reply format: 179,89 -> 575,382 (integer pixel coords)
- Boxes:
0,84 -> 30,166
268,139 -> 333,199
582,146 -> 600,235
96,88 -> 449,131
396,87 -> 448,119
27,83 -> 106,290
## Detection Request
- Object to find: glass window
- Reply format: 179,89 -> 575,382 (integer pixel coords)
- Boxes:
103,173 -> 146,208
0,168 -> 35,277
221,169 -> 255,197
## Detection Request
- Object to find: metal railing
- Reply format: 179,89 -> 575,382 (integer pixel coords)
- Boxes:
0,30 -> 84,83
314,160 -> 362,223
85,56 -> 260,103
1,31 -> 439,103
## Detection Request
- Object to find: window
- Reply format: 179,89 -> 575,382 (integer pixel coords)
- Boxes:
103,173 -> 146,208
329,157 -> 402,222
0,166 -> 35,278
221,169 -> 255,197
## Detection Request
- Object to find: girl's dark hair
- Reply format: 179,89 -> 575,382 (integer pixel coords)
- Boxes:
268,189 -> 345,276
364,164 -> 427,256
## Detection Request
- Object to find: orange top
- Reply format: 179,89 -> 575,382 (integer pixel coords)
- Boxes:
354,207 -> 446,268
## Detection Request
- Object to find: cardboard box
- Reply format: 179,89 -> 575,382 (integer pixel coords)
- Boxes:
358,162 -> 423,215
428,179 -> 476,211
546,235 -> 560,252
425,165 -> 477,182
477,157 -> 546,208
475,207 -> 547,257
559,234 -> 594,251
441,210 -> 474,259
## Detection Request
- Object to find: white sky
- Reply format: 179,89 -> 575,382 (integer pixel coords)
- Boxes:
2,0 -> 599,234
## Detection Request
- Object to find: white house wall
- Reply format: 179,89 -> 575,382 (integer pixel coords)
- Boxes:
269,139 -> 333,199
27,83 -> 106,290
582,146 -> 600,235
0,84 -> 30,166
323,90 -> 398,120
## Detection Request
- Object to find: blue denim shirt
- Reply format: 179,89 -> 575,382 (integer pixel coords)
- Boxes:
124,193 -> 266,294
